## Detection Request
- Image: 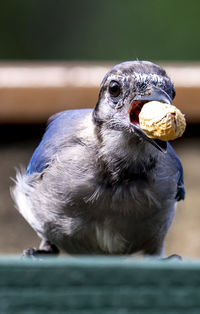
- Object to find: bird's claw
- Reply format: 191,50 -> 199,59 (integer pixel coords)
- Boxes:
22,247 -> 40,260
162,254 -> 182,261
22,243 -> 59,260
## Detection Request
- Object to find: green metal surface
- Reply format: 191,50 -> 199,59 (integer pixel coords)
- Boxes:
1,256 -> 200,313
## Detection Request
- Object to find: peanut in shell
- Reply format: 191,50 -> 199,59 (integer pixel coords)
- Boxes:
139,101 -> 186,141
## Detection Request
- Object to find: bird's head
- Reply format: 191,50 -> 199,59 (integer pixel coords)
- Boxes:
93,61 -> 176,152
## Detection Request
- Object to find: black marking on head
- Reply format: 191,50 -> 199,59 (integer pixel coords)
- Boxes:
102,61 -> 167,82
101,60 -> 176,101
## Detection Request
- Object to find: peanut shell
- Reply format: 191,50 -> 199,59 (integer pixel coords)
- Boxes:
139,101 -> 186,141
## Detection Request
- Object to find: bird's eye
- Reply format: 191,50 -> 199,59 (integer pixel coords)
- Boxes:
109,80 -> 121,97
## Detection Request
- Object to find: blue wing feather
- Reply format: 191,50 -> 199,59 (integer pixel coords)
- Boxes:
167,142 -> 185,201
27,108 -> 92,175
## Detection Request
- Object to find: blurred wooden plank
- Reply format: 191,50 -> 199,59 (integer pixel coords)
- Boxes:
0,62 -> 199,123
165,64 -> 200,123
0,86 -> 98,123
1,256 -> 200,313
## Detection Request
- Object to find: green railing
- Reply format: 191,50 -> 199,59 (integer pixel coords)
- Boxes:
1,256 -> 200,313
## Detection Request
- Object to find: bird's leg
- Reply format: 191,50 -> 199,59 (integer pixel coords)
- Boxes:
143,236 -> 182,260
22,240 -> 59,258
143,238 -> 165,258
144,244 -> 182,260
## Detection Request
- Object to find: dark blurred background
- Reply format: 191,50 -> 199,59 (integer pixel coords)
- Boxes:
0,0 -> 200,257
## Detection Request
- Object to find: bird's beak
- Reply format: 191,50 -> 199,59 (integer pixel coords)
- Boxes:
134,87 -> 172,104
129,87 -> 172,153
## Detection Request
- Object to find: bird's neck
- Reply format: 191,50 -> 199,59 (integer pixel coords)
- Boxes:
96,127 -> 158,184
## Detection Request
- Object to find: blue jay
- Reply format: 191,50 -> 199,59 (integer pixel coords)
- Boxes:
12,61 -> 185,258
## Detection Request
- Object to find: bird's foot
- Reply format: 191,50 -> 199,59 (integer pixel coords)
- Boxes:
22,248 -> 43,260
22,242 -> 59,260
162,254 -> 182,261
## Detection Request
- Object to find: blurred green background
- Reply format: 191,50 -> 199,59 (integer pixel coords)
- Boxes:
0,0 -> 200,62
